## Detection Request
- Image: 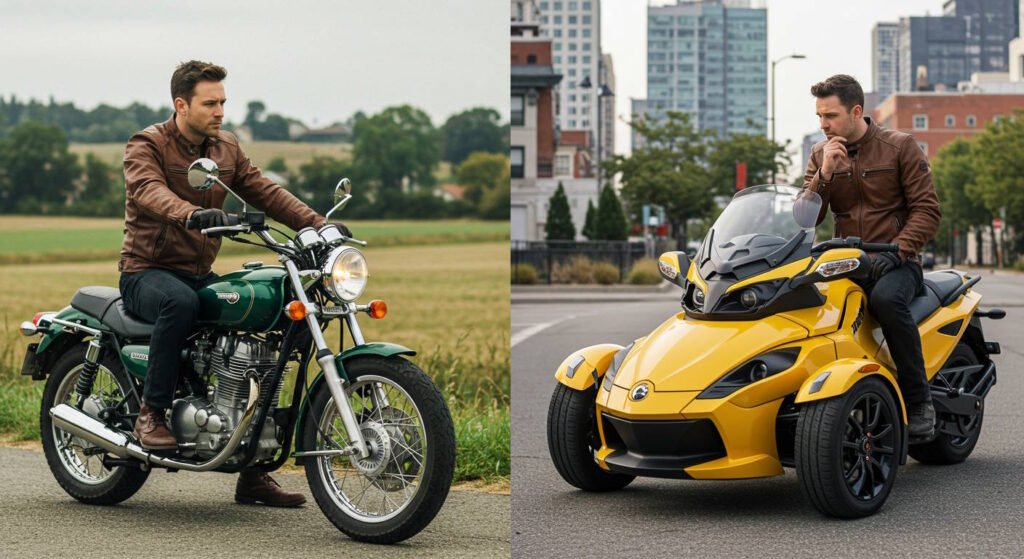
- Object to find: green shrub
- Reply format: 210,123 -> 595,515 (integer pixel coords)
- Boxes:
627,258 -> 662,285
512,263 -> 538,284
592,261 -> 620,285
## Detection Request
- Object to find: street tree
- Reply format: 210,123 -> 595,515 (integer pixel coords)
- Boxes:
602,110 -> 715,246
708,130 -> 790,194
456,151 -> 508,205
595,183 -> 628,241
545,182 -> 575,240
967,112 -> 1024,260
932,138 -> 990,261
582,199 -> 597,240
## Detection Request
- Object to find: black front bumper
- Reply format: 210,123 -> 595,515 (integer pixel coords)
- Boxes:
600,414 -> 726,479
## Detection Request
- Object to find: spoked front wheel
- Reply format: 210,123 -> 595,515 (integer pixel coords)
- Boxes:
796,377 -> 901,518
302,356 -> 455,544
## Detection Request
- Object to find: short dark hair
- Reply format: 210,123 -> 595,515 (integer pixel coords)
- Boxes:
810,74 -> 864,112
170,60 -> 227,104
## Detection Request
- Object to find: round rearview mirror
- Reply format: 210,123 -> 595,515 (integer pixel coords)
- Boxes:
335,178 -> 352,199
188,158 -> 219,190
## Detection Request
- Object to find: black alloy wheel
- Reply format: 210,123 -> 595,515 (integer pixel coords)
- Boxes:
840,390 -> 898,502
796,377 -> 901,518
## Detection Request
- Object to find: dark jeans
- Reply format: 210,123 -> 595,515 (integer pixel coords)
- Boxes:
119,268 -> 216,409
859,261 -> 930,405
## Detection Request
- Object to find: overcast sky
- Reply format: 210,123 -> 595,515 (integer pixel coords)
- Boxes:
602,0 -> 948,178
0,0 -> 507,128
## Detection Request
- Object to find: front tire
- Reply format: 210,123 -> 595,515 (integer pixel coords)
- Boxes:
302,356 -> 455,544
40,344 -> 149,505
547,384 -> 634,492
796,377 -> 900,518
909,343 -> 985,465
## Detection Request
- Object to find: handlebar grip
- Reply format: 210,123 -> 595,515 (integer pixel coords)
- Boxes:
226,213 -> 240,226
862,242 -> 900,253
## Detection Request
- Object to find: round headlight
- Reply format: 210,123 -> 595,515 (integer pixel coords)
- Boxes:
322,247 -> 368,302
693,287 -> 705,309
740,289 -> 758,308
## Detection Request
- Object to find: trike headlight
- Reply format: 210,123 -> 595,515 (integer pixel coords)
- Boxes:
322,246 -> 368,302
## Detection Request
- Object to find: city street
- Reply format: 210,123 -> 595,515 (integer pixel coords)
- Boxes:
512,272 -> 1024,558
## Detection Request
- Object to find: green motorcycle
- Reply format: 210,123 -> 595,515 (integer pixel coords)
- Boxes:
19,158 -> 455,544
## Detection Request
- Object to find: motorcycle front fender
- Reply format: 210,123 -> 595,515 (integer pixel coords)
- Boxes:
794,358 -> 908,424
292,342 -> 416,456
554,344 -> 624,392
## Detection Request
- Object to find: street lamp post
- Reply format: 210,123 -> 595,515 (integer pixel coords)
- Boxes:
770,53 -> 806,183
579,75 -> 614,192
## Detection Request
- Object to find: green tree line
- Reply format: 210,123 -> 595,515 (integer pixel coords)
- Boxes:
0,102 -> 509,220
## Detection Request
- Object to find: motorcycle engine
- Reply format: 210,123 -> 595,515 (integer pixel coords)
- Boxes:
170,333 -> 286,463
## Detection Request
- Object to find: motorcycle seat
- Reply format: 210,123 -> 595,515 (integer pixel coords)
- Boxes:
907,271 -> 964,324
70,286 -> 155,339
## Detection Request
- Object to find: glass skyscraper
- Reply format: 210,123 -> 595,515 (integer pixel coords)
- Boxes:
646,0 -> 767,138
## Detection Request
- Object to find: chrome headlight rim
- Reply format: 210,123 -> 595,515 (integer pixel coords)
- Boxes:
321,246 -> 368,303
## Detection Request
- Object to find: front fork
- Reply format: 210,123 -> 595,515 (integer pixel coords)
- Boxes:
283,260 -> 371,459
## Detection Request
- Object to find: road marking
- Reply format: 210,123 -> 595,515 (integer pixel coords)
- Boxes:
511,315 -> 575,348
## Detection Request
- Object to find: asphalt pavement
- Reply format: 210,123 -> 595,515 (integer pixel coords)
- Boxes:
0,446 -> 509,558
512,273 -> 1024,558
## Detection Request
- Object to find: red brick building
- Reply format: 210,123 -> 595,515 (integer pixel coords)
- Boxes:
873,92 -> 1024,157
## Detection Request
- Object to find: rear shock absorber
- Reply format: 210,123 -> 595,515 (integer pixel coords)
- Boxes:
75,336 -> 104,409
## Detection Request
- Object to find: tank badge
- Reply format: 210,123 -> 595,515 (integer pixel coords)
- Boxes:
217,292 -> 241,304
129,352 -> 148,361
630,382 -> 651,401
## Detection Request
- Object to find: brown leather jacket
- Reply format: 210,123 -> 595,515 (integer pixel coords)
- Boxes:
120,116 -> 325,275
803,118 -> 941,262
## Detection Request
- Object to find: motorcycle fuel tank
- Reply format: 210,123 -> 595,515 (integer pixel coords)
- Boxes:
196,266 -> 289,332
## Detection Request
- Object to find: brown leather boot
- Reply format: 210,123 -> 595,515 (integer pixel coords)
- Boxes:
235,471 -> 307,507
133,403 -> 177,450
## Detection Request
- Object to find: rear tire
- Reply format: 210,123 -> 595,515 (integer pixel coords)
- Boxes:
796,377 -> 900,518
40,344 -> 149,505
909,343 -> 984,465
547,383 -> 634,492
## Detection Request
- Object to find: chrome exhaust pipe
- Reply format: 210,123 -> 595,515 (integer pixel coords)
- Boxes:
50,377 -> 260,472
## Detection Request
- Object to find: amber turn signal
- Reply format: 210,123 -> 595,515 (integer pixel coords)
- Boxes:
858,363 -> 881,373
368,300 -> 387,319
285,300 -> 307,321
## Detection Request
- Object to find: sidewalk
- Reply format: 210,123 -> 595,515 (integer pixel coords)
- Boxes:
511,281 -> 679,304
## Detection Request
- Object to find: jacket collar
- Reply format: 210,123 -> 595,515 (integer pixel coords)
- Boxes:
166,114 -> 220,154
846,116 -> 878,151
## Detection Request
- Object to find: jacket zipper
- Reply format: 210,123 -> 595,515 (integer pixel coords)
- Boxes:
862,166 -> 896,178
853,157 -> 864,238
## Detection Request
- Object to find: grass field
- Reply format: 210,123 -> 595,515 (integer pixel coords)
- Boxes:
0,216 -> 507,264
70,141 -> 453,181
0,233 -> 509,482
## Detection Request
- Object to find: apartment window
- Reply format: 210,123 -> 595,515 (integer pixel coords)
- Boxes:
568,55 -> 577,64
945,114 -> 955,127
569,15 -> 577,24
582,42 -> 591,52
966,114 -> 977,127
582,29 -> 591,38
583,1 -> 592,9
569,42 -> 577,51
581,119 -> 590,127
553,1 -> 562,9
553,55 -> 561,64
511,95 -> 525,126
582,15 -> 591,24
582,55 -> 591,64
526,54 -> 536,64
581,93 -> 589,102
568,106 -> 577,115
554,15 -> 562,24
912,114 -> 928,130
568,68 -> 577,77
540,1 -> 548,8
568,29 -> 577,38
554,42 -> 561,51
569,1 -> 578,9
510,147 -> 524,178
554,29 -> 562,37
917,142 -> 928,155
581,107 -> 589,115
555,154 -> 571,176
569,119 -> 577,127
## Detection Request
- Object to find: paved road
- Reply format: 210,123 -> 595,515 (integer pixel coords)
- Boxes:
512,274 -> 1024,558
0,447 -> 509,558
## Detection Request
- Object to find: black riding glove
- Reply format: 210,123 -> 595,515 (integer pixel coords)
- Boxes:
871,252 -> 901,281
192,208 -> 228,230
